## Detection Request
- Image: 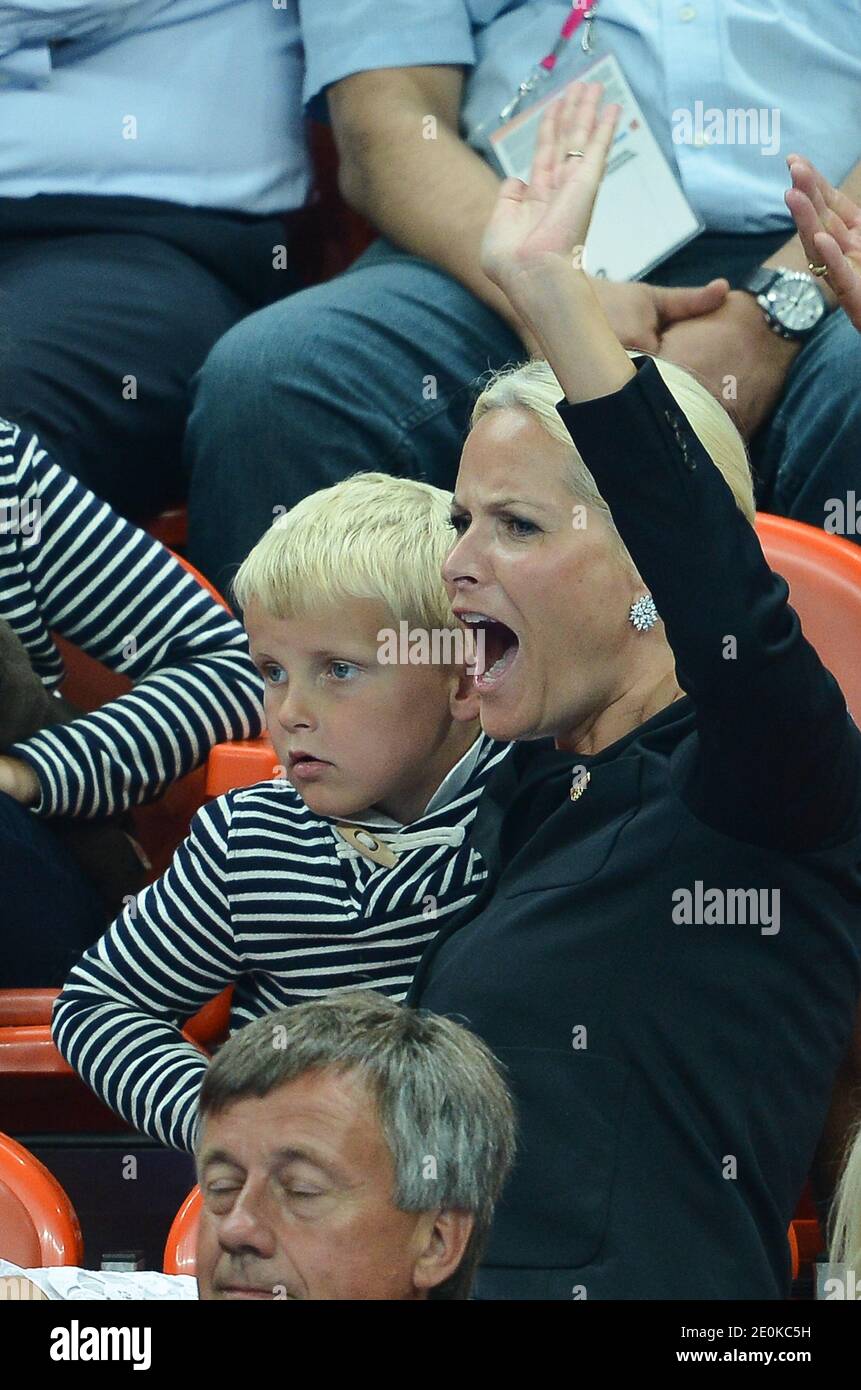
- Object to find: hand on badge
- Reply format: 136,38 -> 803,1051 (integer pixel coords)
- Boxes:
480,81 -> 620,305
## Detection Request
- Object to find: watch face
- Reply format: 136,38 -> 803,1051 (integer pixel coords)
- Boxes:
767,275 -> 825,332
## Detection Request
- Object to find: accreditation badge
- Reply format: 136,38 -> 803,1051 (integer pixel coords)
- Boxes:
477,47 -> 703,281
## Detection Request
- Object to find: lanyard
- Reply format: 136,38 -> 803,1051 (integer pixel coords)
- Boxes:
499,1 -> 600,122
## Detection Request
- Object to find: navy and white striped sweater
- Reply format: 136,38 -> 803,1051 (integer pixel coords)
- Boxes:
0,419 -> 264,817
52,731 -> 512,1151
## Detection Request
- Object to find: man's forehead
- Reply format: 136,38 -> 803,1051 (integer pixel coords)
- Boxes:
198,1067 -> 380,1166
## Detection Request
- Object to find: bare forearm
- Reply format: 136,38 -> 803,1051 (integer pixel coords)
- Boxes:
507,265 -> 635,402
330,71 -> 529,342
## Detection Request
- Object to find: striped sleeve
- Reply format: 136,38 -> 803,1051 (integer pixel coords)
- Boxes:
51,797 -> 241,1153
7,430 -> 264,817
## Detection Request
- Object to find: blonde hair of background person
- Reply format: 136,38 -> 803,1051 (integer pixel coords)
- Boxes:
829,1117 -> 861,1286
233,470 -> 461,637
472,354 -> 756,547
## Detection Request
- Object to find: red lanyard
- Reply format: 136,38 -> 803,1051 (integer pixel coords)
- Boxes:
541,1 -> 599,72
500,2 -> 600,121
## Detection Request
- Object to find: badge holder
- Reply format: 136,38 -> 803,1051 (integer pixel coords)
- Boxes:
471,24 -> 703,282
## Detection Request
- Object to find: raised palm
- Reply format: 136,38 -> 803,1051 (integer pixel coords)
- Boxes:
480,81 -> 620,297
786,155 -> 861,332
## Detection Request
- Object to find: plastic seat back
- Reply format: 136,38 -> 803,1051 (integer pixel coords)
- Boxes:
755,513 -> 861,724
163,1185 -> 202,1276
0,1132 -> 83,1266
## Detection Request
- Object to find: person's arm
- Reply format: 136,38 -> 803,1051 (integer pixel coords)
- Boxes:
328,66 -> 728,355
660,156 -> 861,438
51,797 -> 241,1152
786,155 -> 861,333
481,85 -> 861,850
0,426 -> 263,818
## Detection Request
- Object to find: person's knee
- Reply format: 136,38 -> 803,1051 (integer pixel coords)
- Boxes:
190,290 -> 343,421
769,312 -> 861,525
190,307 -> 270,425
813,311 -> 861,399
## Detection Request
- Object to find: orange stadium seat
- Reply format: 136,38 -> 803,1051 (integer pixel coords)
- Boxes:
205,734 -> 278,796
755,512 -> 861,725
144,506 -> 189,551
0,983 -> 233,1134
181,987 -> 234,1050
0,1131 -> 83,1266
788,1221 -> 800,1282
163,1185 -> 202,1277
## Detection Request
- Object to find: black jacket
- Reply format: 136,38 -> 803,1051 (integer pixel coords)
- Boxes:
408,357 -> 861,1300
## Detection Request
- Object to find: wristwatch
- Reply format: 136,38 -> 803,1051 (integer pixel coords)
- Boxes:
739,266 -> 828,341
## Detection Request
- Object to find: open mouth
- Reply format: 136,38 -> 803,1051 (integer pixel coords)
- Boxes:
457,612 -> 520,692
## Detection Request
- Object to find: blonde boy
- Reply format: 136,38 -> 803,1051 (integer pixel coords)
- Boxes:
53,473 -> 512,1152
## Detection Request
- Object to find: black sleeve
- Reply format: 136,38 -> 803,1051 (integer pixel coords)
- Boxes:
556,356 -> 861,852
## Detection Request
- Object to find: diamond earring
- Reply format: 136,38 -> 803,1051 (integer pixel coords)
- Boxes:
629,594 -> 658,632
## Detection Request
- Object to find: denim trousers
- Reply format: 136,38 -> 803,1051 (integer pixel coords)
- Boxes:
184,230 -> 861,598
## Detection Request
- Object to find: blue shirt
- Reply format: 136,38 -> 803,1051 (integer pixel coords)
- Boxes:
301,0 -> 861,234
1,0 -> 309,214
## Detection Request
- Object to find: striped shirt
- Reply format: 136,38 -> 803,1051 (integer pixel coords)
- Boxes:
0,418 -> 264,817
52,731 -> 512,1152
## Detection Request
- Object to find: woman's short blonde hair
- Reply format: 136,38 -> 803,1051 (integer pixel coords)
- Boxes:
470,353 -> 756,550
232,471 -> 457,634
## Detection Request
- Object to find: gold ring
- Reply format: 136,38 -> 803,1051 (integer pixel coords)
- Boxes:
565,149 -> 586,159
808,261 -> 829,278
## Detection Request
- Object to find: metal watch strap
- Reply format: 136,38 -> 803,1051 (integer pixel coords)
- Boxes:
741,265 -> 826,341
743,267 -> 780,297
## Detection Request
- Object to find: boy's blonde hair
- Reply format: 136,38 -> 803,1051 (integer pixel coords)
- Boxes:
232,471 -> 457,634
470,353 -> 756,550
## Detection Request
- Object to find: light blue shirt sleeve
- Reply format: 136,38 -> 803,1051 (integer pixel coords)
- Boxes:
299,0 -> 476,114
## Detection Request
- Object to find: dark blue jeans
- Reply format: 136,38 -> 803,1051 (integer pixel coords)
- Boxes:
0,792 -> 106,987
184,231 -> 861,597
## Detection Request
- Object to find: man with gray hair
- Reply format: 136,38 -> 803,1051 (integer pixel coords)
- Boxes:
0,993 -> 516,1301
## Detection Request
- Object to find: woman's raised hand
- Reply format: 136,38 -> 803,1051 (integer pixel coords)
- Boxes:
785,155 -> 861,333
480,81 -> 620,302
